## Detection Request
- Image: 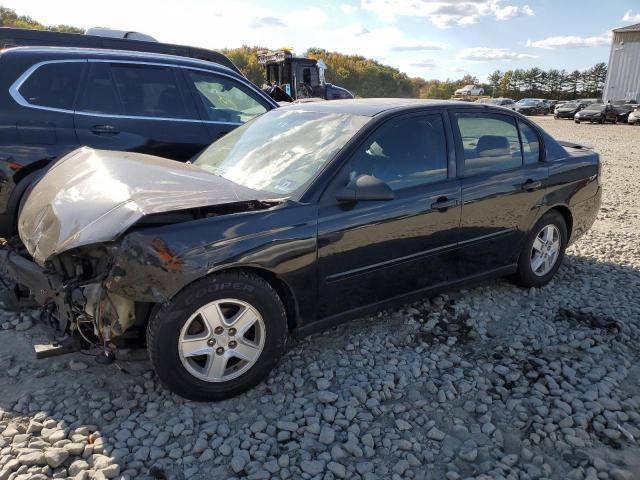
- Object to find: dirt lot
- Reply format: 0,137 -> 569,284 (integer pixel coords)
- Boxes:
0,117 -> 639,480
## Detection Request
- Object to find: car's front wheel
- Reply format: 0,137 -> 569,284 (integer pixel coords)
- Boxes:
147,271 -> 288,401
513,210 -> 567,288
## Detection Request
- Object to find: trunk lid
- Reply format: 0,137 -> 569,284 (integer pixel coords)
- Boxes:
19,147 -> 269,265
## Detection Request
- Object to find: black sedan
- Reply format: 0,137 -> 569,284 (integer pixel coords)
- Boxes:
514,98 -> 547,115
554,101 -> 587,119
3,99 -> 602,400
574,103 -> 618,123
612,102 -> 638,123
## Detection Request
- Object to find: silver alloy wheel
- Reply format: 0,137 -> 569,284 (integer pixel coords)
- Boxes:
530,224 -> 561,277
178,299 -> 266,383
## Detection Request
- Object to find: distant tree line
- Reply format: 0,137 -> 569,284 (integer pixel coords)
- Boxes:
485,64 -> 608,100
0,6 -> 82,33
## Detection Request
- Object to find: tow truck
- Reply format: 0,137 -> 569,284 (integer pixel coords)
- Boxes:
258,49 -> 354,102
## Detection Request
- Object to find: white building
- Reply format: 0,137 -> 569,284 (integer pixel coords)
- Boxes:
603,23 -> 640,102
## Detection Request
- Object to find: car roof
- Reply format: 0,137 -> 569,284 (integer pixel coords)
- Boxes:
278,98 -> 500,117
1,46 -> 238,75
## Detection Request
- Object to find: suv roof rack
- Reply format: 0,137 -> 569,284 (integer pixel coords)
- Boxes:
0,27 -> 240,74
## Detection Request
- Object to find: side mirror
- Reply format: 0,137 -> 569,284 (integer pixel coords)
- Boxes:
336,175 -> 394,203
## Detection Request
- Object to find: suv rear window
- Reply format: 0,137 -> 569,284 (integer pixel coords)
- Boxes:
111,64 -> 190,119
78,63 -> 122,115
19,62 -> 83,110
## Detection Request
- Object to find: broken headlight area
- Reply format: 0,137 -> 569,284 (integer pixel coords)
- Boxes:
48,244 -> 147,349
3,241 -> 144,356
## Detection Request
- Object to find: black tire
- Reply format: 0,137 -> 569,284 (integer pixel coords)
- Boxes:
575,120 -> 580,124
599,115 -> 605,124
147,271 -> 288,401
513,210 -> 567,288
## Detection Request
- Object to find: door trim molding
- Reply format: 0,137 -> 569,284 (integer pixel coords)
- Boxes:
458,228 -> 516,246
325,241 -> 458,283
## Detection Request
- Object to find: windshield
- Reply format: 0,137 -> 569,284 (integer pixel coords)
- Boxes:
562,102 -> 579,108
516,99 -> 537,106
194,109 -> 370,196
585,104 -> 604,111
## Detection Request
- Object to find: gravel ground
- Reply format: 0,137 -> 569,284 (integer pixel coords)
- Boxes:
1,117 -> 639,480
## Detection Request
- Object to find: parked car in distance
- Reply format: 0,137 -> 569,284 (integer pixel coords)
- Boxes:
554,101 -> 588,119
3,99 -> 602,400
478,97 -> 516,110
0,46 -> 278,237
455,84 -> 484,96
574,103 -> 618,124
628,107 -> 639,125
611,101 -> 637,123
514,98 -> 547,115
545,100 -> 558,112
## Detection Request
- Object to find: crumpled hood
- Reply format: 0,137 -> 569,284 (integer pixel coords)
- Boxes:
19,147 -> 267,265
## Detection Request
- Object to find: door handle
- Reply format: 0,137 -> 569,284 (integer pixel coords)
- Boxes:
431,197 -> 458,211
91,125 -> 120,135
521,179 -> 542,191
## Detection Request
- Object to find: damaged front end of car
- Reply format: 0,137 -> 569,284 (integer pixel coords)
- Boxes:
0,239 -> 134,358
1,146 -> 282,359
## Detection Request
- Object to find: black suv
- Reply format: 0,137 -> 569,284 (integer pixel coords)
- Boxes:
0,46 -> 278,236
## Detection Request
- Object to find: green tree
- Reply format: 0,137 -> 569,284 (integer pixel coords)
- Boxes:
0,6 -> 82,33
488,70 -> 503,97
221,46 -> 267,86
565,70 -> 583,99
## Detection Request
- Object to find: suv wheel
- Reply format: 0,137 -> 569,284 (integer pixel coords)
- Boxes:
147,271 -> 288,400
513,211 -> 567,288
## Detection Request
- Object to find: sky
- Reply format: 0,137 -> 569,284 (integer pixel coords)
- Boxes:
5,0 -> 640,81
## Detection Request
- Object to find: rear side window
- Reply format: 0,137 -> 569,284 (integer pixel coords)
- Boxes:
350,114 -> 448,191
187,70 -> 267,123
111,64 -> 189,118
78,63 -> 122,115
519,121 -> 541,164
455,113 -> 523,175
19,62 -> 83,110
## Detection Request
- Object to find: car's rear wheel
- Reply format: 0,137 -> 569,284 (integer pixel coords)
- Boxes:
513,210 -> 567,288
147,271 -> 288,401
599,115 -> 605,124
575,120 -> 580,124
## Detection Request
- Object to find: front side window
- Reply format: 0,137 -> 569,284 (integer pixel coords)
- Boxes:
519,121 -> 541,164
19,62 -> 83,110
195,109 -> 370,196
349,115 -> 448,191
187,71 -> 267,123
455,113 -> 523,175
111,64 -> 189,118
